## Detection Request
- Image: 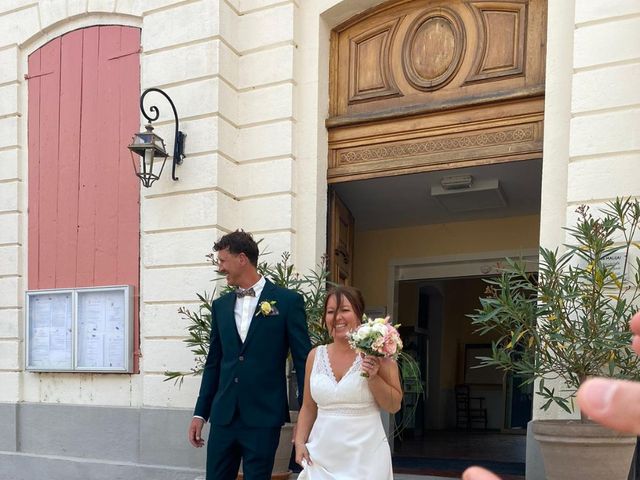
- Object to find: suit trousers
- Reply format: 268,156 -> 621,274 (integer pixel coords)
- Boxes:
206,412 -> 281,480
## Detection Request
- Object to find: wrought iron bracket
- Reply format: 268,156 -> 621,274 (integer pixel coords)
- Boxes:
140,87 -> 186,181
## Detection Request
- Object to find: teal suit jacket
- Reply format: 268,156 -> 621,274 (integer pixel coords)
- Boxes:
194,278 -> 311,427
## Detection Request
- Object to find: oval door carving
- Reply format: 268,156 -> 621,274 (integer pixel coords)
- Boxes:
402,8 -> 466,91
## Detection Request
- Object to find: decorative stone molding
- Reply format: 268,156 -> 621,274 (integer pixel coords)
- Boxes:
337,124 -> 536,165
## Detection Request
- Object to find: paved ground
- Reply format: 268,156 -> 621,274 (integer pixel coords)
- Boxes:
291,474 -> 455,479
394,475 -> 456,480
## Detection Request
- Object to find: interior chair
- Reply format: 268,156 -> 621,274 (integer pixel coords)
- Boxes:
455,384 -> 488,430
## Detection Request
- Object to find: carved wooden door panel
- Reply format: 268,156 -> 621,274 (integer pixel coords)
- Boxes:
329,190 -> 355,285
328,0 -> 546,183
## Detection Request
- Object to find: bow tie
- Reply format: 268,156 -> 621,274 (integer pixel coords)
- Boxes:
235,287 -> 256,298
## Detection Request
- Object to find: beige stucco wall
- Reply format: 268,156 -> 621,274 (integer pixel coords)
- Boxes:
0,0 -> 302,409
397,277 -> 496,389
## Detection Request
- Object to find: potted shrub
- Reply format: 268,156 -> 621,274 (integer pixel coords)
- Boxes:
469,198 -> 640,480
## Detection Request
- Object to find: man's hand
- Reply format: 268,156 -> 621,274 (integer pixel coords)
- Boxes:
188,417 -> 205,448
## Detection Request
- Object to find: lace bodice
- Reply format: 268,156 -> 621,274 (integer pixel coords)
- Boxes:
310,345 -> 377,415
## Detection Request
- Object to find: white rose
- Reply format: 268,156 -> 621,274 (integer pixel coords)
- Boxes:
358,325 -> 372,338
372,323 -> 387,335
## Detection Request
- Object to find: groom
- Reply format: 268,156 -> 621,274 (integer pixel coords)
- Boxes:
188,230 -> 311,480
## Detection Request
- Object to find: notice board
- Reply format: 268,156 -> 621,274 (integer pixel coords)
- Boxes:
26,286 -> 133,372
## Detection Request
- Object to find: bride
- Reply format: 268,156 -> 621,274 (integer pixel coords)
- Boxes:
294,286 -> 403,479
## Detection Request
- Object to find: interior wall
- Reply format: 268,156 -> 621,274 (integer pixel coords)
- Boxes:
441,278 -> 497,390
353,214 -> 540,307
399,277 -> 504,430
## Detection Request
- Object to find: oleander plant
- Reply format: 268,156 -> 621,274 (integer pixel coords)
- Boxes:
469,198 -> 640,416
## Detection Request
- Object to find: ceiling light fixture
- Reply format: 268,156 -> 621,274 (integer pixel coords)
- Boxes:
440,174 -> 473,190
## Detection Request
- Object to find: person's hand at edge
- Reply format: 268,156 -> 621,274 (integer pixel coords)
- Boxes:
188,417 -> 205,448
462,466 -> 502,480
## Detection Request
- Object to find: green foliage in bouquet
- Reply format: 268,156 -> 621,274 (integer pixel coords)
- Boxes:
469,198 -> 640,415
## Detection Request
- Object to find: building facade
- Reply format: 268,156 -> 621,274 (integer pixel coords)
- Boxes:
0,0 -> 638,478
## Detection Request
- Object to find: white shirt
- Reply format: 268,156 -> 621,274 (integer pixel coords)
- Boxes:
235,276 -> 266,342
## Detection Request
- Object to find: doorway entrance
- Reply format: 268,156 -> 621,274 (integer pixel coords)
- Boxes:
328,159 -> 540,477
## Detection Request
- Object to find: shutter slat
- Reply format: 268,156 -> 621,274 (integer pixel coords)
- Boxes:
56,29 -> 83,288
37,37 -> 62,289
27,49 -> 41,290
76,26 -> 100,287
93,25 -> 122,286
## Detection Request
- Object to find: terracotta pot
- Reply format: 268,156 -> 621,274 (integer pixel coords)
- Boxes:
532,419 -> 636,480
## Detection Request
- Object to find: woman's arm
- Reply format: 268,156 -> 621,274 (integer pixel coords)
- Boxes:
363,356 -> 403,413
294,347 -> 318,465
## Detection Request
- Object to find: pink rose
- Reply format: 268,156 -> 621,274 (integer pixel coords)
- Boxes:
372,336 -> 385,354
382,338 -> 398,356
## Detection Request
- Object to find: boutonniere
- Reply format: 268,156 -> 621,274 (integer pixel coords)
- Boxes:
256,300 -> 279,317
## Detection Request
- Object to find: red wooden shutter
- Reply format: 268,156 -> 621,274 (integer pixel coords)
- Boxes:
27,26 -> 141,369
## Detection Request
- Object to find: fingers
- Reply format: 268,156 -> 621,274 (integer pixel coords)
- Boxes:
188,418 -> 205,448
630,311 -> 640,335
577,377 -> 640,435
633,335 -> 640,357
295,446 -> 312,466
630,312 -> 640,355
362,356 -> 381,375
462,466 -> 502,480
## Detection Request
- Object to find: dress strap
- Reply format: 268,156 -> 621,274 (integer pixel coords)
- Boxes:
311,344 -> 325,376
314,345 -> 336,382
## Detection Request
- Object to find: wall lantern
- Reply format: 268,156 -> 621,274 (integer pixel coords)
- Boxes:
128,88 -> 186,188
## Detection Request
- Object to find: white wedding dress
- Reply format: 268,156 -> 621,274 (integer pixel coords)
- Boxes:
298,345 -> 394,480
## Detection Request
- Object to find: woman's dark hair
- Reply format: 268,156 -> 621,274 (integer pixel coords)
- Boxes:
213,230 -> 259,267
322,286 -> 366,334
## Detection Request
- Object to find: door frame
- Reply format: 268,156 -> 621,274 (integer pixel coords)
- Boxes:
387,249 -> 539,315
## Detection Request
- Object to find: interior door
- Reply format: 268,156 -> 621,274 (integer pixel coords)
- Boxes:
329,190 -> 355,286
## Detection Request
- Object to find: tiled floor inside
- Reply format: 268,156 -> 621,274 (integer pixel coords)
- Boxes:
391,430 -> 526,479
394,430 -> 526,462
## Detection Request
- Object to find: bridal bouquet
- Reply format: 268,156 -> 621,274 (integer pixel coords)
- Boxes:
348,316 -> 403,376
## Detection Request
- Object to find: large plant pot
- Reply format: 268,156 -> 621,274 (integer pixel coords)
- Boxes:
238,411 -> 298,480
532,419 -> 636,480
